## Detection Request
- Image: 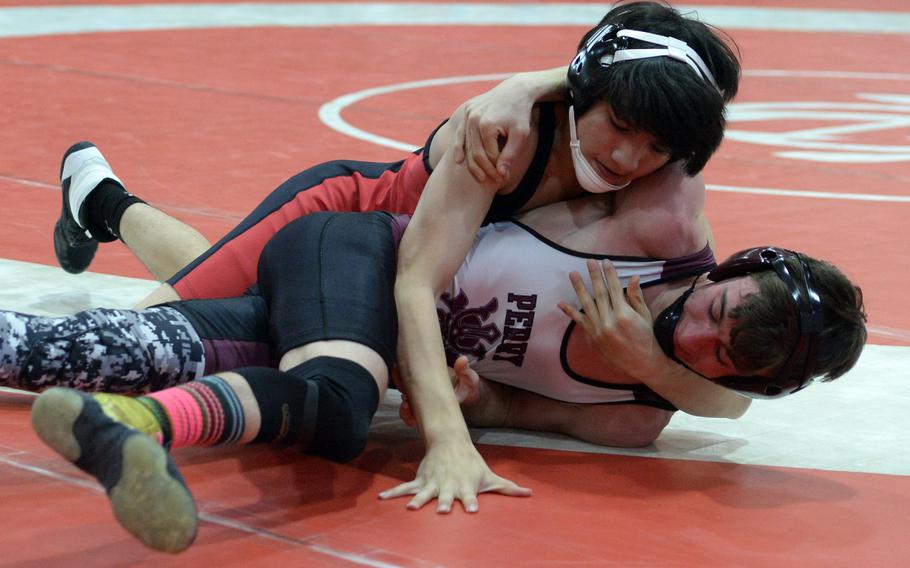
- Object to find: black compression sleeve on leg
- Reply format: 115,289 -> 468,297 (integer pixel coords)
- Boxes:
287,357 -> 380,463
235,366 -> 314,445
235,356 -> 379,463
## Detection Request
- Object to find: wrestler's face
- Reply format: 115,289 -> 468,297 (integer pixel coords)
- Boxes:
672,276 -> 760,379
575,101 -> 673,186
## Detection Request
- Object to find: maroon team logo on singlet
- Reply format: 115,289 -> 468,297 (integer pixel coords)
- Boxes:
437,291 -> 539,367
437,291 -> 501,364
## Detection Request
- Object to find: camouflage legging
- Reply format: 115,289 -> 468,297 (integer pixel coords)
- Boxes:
0,306 -> 204,393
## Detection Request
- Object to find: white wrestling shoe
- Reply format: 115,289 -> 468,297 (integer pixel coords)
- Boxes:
54,142 -> 124,273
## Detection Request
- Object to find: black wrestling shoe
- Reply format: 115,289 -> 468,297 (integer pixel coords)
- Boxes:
54,142 -> 121,274
31,388 -> 197,553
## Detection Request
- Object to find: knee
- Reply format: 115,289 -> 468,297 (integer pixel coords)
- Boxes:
314,392 -> 371,463
237,357 -> 379,463
288,357 -> 380,463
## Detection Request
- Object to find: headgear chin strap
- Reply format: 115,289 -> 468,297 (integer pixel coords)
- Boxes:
653,247 -> 824,399
568,105 -> 630,193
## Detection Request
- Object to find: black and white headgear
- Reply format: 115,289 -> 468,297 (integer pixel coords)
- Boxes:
567,24 -> 721,115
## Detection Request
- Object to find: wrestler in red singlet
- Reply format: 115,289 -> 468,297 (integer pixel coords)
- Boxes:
168,107 -> 556,300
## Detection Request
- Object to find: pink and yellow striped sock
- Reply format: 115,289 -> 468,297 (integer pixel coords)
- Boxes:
143,375 -> 246,448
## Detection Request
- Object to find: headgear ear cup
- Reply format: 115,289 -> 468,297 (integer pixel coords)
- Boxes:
706,247 -> 776,281
566,24 -> 627,115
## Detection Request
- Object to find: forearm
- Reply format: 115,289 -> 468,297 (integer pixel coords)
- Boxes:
395,284 -> 473,445
508,66 -> 568,102
454,377 -> 572,434
639,361 -> 751,419
470,382 -> 674,448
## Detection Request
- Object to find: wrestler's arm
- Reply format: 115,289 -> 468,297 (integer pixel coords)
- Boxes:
631,182 -> 751,418
453,67 -> 567,183
558,168 -> 750,419
460,377 -> 673,448
562,261 -> 751,420
628,360 -> 751,419
403,356 -> 673,447
384,122 -> 534,512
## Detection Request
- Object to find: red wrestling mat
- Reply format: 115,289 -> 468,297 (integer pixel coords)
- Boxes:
2,397 -> 908,567
1,2 -> 908,566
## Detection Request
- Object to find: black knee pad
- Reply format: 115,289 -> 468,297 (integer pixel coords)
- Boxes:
236,356 -> 379,463
287,356 -> 380,463
233,366 -> 314,445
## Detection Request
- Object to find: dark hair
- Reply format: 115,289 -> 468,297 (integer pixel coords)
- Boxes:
575,1 -> 741,175
727,255 -> 867,383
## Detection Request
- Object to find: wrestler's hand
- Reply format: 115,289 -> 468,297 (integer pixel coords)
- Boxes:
450,78 -> 533,184
378,440 -> 532,513
400,356 -> 481,427
558,259 -> 666,379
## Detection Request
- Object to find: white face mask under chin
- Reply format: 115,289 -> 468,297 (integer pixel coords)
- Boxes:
568,105 -> 630,193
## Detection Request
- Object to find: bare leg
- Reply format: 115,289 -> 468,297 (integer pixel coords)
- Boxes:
119,204 -> 211,282
133,283 -> 181,309
56,143 -> 212,279
280,340 -> 389,393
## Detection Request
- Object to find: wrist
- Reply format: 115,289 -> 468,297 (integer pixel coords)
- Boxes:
424,428 -> 473,448
536,66 -> 569,101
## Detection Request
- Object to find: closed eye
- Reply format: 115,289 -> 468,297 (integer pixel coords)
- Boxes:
610,117 -> 630,133
714,290 -> 731,368
651,143 -> 671,155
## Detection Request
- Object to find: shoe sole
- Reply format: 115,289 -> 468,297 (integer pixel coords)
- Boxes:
32,388 -> 198,553
31,387 -> 84,461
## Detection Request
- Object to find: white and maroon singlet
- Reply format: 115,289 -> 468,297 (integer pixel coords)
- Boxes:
436,220 -> 716,406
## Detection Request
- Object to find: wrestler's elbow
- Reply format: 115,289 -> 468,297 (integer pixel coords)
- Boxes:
601,412 -> 671,448
724,395 -> 751,420
568,406 -> 674,448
